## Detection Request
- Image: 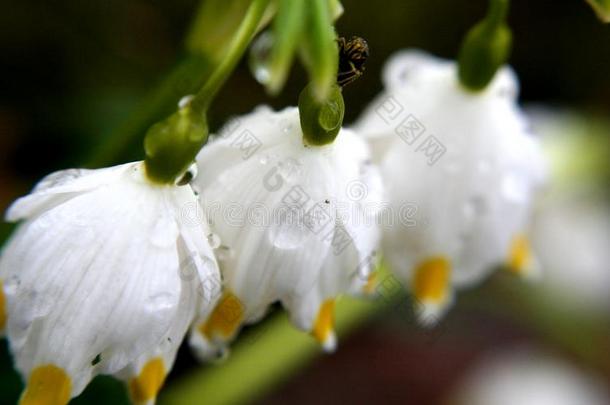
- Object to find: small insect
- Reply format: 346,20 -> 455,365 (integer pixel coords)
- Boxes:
337,36 -> 369,87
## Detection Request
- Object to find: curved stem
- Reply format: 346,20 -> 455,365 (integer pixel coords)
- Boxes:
191,0 -> 271,114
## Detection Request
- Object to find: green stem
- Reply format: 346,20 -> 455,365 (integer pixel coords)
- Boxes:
191,0 -> 271,114
486,0 -> 509,27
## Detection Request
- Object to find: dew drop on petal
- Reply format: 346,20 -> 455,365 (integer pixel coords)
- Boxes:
178,95 -> 194,109
216,246 -> 235,262
248,31 -> 273,86
147,292 -> 176,312
501,173 -> 528,204
269,210 -> 307,250
207,233 -> 221,249
3,275 -> 21,295
464,195 -> 487,217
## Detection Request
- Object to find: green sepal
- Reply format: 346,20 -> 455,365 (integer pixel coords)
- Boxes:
298,83 -> 344,146
143,104 -> 209,184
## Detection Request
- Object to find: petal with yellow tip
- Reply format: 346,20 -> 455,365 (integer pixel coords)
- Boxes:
199,291 -> 244,341
20,365 -> 72,405
128,357 -> 166,405
507,234 -> 538,277
312,299 -> 337,352
412,256 -> 451,303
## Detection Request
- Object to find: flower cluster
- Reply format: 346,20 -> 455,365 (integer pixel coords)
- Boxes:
0,0 -> 546,398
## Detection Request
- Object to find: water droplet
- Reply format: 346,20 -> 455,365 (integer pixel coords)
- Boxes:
259,155 -> 269,165
216,246 -> 235,262
502,173 -> 528,203
206,233 -> 220,249
248,31 -> 274,85
3,275 -> 21,295
147,292 -> 176,312
463,195 -> 487,218
269,209 -> 307,249
178,95 -> 194,109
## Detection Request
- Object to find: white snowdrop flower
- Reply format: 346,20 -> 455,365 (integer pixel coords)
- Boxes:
525,109 -> 610,314
452,349 -> 610,405
355,50 -> 545,324
190,106 -> 382,358
532,195 -> 610,313
0,161 -> 220,405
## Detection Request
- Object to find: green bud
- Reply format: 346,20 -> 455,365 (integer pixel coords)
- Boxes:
143,103 -> 209,184
458,0 -> 512,92
298,83 -> 344,146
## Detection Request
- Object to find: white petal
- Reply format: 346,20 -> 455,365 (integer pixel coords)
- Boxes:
0,162 -> 216,399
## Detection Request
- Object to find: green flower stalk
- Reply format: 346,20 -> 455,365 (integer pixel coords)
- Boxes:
144,0 -> 271,184
302,0 -> 339,102
265,0 -> 306,95
457,0 -> 512,91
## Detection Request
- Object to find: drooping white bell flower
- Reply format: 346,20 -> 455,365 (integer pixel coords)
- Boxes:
452,349 -> 610,405
355,50 -> 546,324
190,106 -> 382,357
0,161 -> 220,405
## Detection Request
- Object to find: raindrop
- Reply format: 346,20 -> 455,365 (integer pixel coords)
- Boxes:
464,195 -> 487,218
207,233 -> 221,249
269,210 -> 307,249
178,95 -> 194,109
248,31 -> 274,85
3,275 -> 21,295
502,173 -> 528,203
216,246 -> 235,262
147,292 -> 175,312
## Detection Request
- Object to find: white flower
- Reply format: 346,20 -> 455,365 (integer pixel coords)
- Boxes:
526,108 -> 610,313
452,348 -> 610,405
0,161 -> 220,405
355,50 -> 545,324
191,106 -> 382,357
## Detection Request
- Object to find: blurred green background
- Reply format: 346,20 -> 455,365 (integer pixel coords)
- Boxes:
1,0 -> 609,404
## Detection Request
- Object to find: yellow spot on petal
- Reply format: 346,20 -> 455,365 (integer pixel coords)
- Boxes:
128,357 -> 166,404
199,291 -> 244,340
363,272 -> 378,295
412,256 -> 451,303
508,234 -> 532,275
20,365 -> 72,405
312,299 -> 335,346
0,279 -> 6,330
